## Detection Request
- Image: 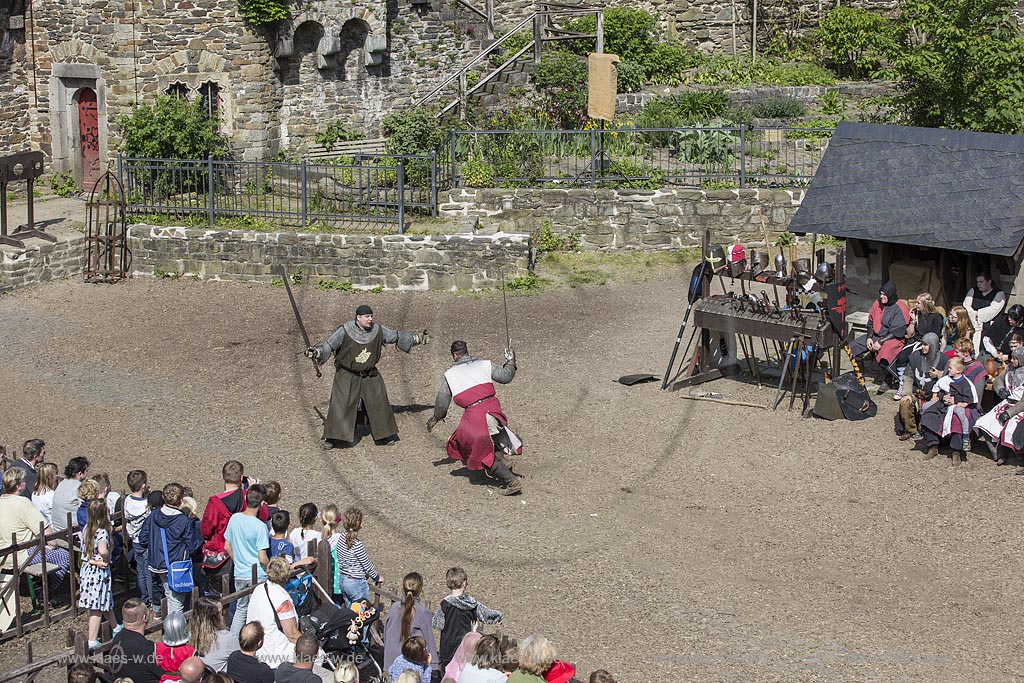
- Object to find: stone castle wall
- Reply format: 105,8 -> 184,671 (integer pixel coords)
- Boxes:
0,6 -> 34,157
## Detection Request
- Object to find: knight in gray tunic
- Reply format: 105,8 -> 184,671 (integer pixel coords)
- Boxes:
306,305 -> 428,447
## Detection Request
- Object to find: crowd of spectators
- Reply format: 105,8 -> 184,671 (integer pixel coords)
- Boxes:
0,450 -> 614,683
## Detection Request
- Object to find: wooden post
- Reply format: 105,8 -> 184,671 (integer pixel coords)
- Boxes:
752,0 -> 758,62
595,11 -> 604,53
484,0 -> 494,41
533,15 -> 542,65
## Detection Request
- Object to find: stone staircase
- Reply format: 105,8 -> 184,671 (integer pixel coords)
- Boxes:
474,58 -> 535,109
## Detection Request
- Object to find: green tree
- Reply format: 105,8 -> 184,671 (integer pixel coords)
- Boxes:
818,7 -> 895,78
117,95 -> 227,159
891,0 -> 1024,133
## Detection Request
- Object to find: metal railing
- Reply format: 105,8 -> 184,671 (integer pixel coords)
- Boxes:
118,153 -> 443,233
447,126 -> 832,189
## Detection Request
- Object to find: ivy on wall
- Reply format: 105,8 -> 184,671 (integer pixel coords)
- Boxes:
239,0 -> 289,26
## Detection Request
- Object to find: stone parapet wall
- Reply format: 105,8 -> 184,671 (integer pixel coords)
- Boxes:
0,233 -> 87,290
127,226 -> 533,290
439,187 -> 804,250
0,7 -> 33,158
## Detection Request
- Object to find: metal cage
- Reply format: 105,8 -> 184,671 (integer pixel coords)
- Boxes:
84,170 -> 131,282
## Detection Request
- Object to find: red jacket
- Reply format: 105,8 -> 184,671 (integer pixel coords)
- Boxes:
155,643 -> 196,683
200,488 -> 268,555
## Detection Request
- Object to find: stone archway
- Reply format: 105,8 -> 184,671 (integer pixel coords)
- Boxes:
338,18 -> 370,80
47,41 -> 111,188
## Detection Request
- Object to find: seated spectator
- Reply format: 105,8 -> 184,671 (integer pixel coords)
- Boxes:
458,635 -> 507,683
68,663 -> 97,683
0,467 -> 71,592
434,567 -> 503,671
247,557 -> 302,669
987,305 -> 1024,363
891,293 -> 945,399
190,596 -> 239,673
976,347 -> 1024,463
274,633 -> 321,683
588,671 -> 616,683
31,462 -> 58,526
288,504 -> 320,563
508,635 -> 556,683
943,305 -> 975,356
383,573 -> 438,673
849,281 -> 911,382
156,612 -> 197,683
9,439 -> 45,498
896,333 -> 947,442
964,271 -> 1006,354
388,636 -> 432,683
920,357 -> 980,465
498,636 -> 518,677
227,622 -> 275,683
269,511 -> 295,563
52,456 -> 90,532
110,598 -> 164,683
178,657 -> 206,683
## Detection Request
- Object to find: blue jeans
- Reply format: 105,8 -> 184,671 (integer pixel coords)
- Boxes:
129,545 -> 152,606
339,576 -> 369,607
230,577 -> 253,637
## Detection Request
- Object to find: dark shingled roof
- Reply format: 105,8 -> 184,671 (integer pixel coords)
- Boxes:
788,122 -> 1024,257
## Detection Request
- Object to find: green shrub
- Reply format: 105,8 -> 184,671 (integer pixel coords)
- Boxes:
784,118 -> 839,139
238,0 -> 289,25
490,31 -> 533,67
315,278 -> 354,291
674,128 -> 738,165
504,271 -> 545,292
564,7 -> 656,63
635,92 -> 730,137
118,95 -> 227,159
381,109 -> 447,154
533,52 -> 587,90
690,55 -> 836,86
612,158 -> 665,189
462,158 -> 494,187
534,222 -> 581,252
616,61 -> 647,93
642,42 -> 693,85
819,7 -> 895,79
314,122 -> 365,150
50,173 -> 78,197
820,90 -> 846,116
749,96 -> 806,119
533,52 -> 589,128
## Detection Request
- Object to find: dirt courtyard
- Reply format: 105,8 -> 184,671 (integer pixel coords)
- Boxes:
3,270 -> 1024,682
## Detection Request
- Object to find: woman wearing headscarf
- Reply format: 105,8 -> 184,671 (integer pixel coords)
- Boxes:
895,332 -> 947,441
975,347 -> 1024,464
849,281 -> 911,373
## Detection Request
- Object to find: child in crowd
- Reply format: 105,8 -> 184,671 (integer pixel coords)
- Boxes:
31,462 -> 58,526
76,479 -> 100,530
268,511 -> 295,563
321,504 -> 343,601
433,567 -> 504,671
79,499 -> 121,649
335,507 -> 382,607
932,357 -> 978,440
289,503 -> 320,562
146,488 -> 166,615
94,473 -> 121,518
124,470 -> 154,612
332,661 -> 358,683
155,612 -> 196,683
388,636 -> 432,683
589,671 -> 616,683
264,481 -> 282,522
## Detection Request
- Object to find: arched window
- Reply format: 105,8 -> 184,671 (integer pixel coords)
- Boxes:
167,82 -> 189,99
199,82 -> 220,119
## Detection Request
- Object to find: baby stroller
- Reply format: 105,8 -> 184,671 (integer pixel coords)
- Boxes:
299,586 -> 384,683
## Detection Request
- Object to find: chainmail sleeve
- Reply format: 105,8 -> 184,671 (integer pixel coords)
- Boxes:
314,325 -> 347,365
380,325 -> 420,353
491,360 -> 517,384
434,378 -> 453,421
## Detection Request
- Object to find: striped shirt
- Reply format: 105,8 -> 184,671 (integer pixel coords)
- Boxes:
332,535 -> 379,581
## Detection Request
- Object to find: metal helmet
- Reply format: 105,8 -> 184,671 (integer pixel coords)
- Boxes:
815,261 -> 835,284
773,254 -> 786,277
162,611 -> 190,647
748,249 -> 765,276
794,258 -> 813,286
706,244 -> 727,273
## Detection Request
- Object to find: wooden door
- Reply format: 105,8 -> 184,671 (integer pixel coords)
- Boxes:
78,88 -> 101,190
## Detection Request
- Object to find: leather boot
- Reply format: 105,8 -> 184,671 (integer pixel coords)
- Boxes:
923,446 -> 939,461
486,460 -> 522,495
951,451 -> 963,467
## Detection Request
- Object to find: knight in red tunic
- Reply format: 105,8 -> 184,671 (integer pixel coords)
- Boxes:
427,340 -> 523,495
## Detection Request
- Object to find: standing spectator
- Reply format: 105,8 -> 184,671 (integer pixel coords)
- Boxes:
268,512 -> 295,564
79,499 -> 121,649
76,479 -> 100,530
264,481 -> 282,521
156,612 -> 197,683
288,504 -> 320,562
383,572 -> 438,673
964,271 -> 1006,354
9,438 -> 45,498
334,507 -> 382,607
457,635 -> 507,683
588,672 -> 615,683
507,635 -> 557,683
124,470 -> 153,610
140,483 -> 201,616
388,636 -> 432,683
247,557 -> 302,669
31,462 -> 58,525
109,598 -> 164,683
189,596 -> 240,673
433,567 -> 503,671
51,456 -> 90,532
224,485 -> 271,636
274,634 -> 322,683
227,622 -> 275,683
320,505 -> 342,600
94,473 -> 122,518
0,468 -> 71,592
200,461 -> 267,598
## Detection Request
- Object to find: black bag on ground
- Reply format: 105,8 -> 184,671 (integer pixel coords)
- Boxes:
814,371 -> 876,421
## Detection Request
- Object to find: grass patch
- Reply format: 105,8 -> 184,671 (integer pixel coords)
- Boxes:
502,272 -> 548,294
568,268 -> 613,287
315,278 -> 354,291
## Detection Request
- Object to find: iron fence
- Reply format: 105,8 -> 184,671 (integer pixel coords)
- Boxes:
447,126 -> 832,189
118,153 -> 442,233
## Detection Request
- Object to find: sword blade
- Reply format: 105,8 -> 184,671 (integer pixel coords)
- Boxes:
279,265 -> 322,379
501,270 -> 511,348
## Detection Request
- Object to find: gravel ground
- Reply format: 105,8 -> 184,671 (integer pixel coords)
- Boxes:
2,271 -> 1024,683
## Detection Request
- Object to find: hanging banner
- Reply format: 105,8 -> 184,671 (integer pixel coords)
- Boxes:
587,53 -> 620,121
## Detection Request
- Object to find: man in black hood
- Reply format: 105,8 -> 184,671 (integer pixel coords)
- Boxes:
849,280 -> 911,370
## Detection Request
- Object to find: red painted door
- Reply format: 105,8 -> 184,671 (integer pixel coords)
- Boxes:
78,88 -> 100,190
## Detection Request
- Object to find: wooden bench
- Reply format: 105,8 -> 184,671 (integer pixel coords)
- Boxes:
304,138 -> 387,161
